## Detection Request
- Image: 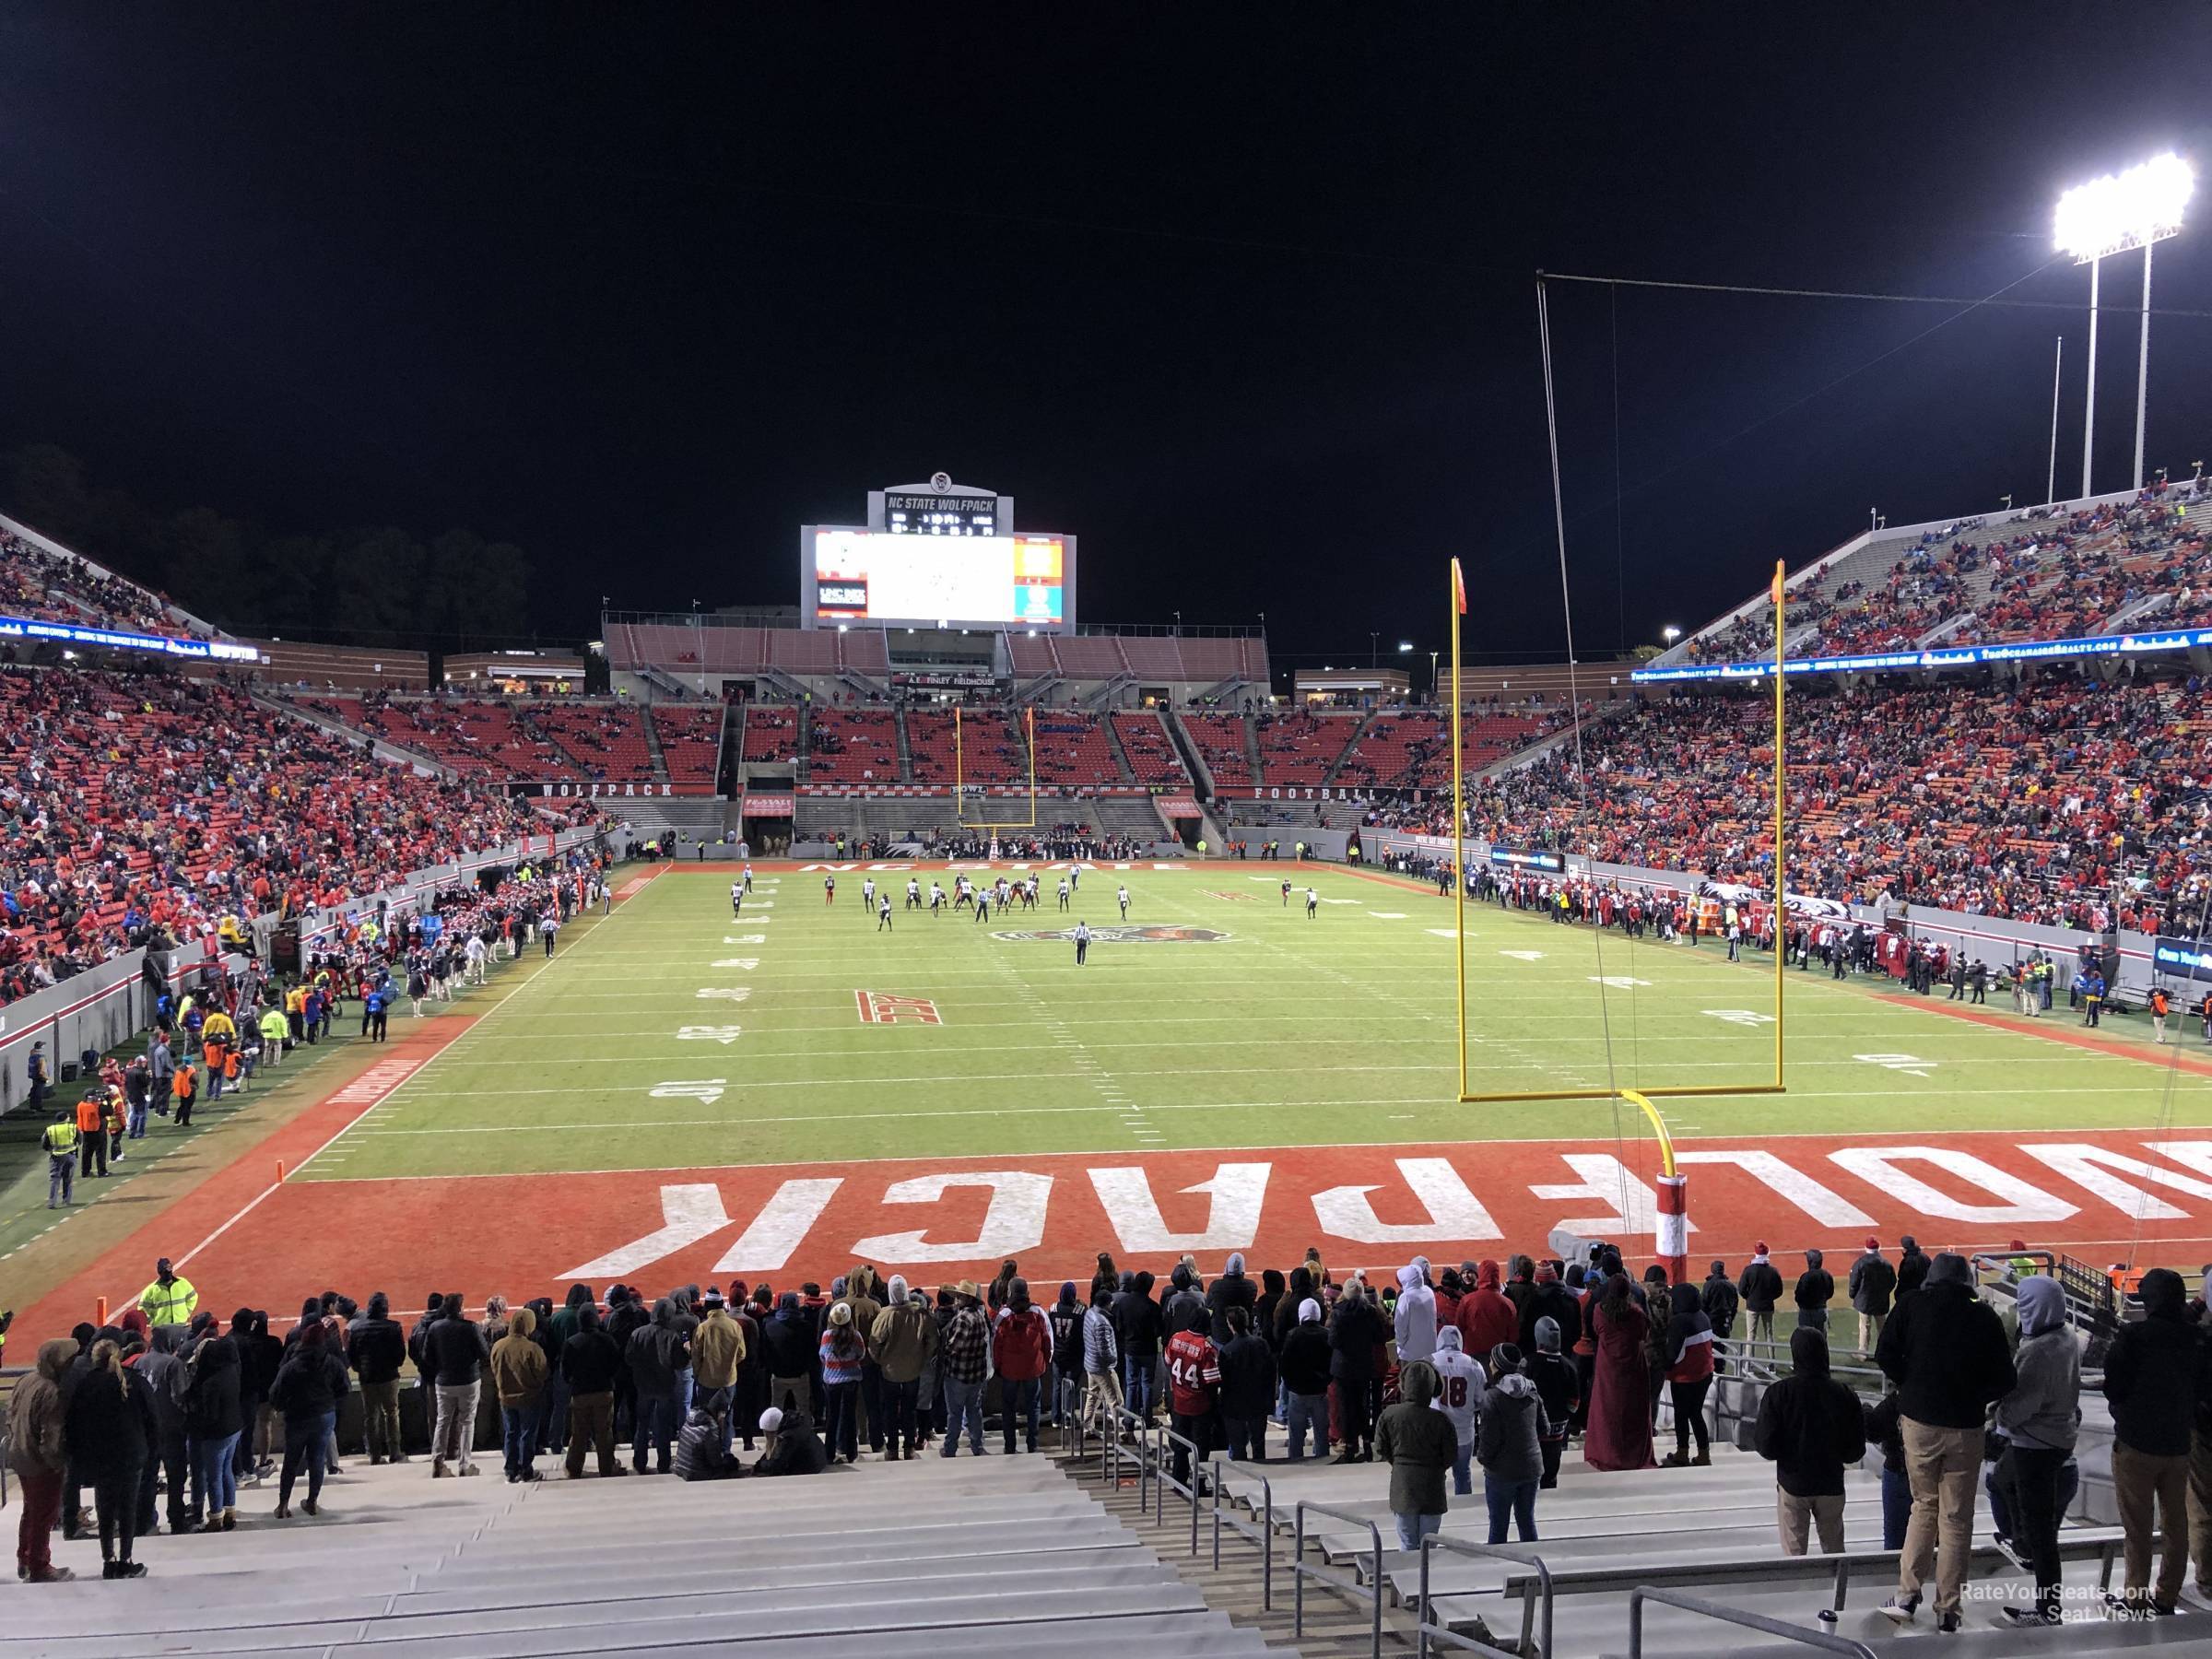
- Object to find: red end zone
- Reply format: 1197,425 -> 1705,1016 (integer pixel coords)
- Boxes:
31,1130 -> 2212,1327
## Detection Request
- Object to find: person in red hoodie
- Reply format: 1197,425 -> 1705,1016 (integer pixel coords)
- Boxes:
1455,1260 -> 1518,1357
990,1277 -> 1053,1455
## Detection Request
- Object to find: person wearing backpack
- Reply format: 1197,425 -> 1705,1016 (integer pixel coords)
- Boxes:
1700,1259 -> 1741,1375
1046,1281 -> 1087,1430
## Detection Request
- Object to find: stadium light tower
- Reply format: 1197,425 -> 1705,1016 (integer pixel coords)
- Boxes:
2055,152 -> 2194,494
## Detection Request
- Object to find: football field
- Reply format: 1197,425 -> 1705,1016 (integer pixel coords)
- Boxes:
31,859 -> 2212,1327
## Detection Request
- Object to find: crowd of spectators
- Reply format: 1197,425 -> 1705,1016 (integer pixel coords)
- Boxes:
0,666 -> 594,1006
1378,672 -> 2212,929
17,1237 -> 2198,1623
0,528 -> 195,640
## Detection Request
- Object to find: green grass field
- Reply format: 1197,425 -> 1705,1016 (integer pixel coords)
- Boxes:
295,863 -> 2212,1182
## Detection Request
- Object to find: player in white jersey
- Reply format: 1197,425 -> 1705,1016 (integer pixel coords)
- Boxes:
906,877 -> 922,910
1117,884 -> 1130,919
1056,877 -> 1071,912
731,881 -> 745,916
930,881 -> 946,914
1305,887 -> 1318,917
877,895 -> 894,931
863,877 -> 877,910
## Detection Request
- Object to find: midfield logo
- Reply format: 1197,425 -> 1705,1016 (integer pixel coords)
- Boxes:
992,925 -> 1230,944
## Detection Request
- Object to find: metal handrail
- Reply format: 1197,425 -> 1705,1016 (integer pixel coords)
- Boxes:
1628,1586 -> 1876,1659
1155,1420 -> 1208,1554
1416,1535 -> 1551,1659
1207,1464 -> 1274,1609
1292,1499 -> 1384,1659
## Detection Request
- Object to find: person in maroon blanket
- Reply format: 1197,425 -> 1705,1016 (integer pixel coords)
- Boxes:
1583,1271 -> 1656,1472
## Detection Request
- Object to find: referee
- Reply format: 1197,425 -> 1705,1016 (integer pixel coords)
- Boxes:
1073,921 -> 1091,966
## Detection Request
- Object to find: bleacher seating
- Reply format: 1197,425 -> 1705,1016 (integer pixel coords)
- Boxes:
1334,707 -> 1567,789
1178,712 -> 1253,786
805,708 -> 900,784
0,667 -> 589,1004
1029,710 -> 1126,785
1112,712 -> 1188,785
607,622 -> 890,678
0,524 -> 202,639
1457,675 -> 2208,929
907,707 -> 1024,785
291,695 -> 553,778
1252,710 -> 1359,784
739,702 -> 799,763
0,1453 -> 1271,1659
527,702 -> 656,781
651,703 -> 725,788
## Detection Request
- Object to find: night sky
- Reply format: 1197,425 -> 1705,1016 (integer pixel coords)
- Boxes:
2,5 -> 2208,672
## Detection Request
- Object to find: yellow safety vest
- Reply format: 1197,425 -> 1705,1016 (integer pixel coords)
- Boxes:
138,1276 -> 198,1328
41,1122 -> 78,1157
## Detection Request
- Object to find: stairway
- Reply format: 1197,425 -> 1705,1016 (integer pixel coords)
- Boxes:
1102,709 -> 1142,785
639,707 -> 673,786
895,706 -> 916,782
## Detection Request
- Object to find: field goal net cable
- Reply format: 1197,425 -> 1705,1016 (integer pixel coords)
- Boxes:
1451,276 -> 1791,1255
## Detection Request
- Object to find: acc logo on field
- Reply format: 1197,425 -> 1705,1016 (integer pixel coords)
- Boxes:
856,991 -> 942,1025
992,925 -> 1230,944
1201,889 -> 1253,901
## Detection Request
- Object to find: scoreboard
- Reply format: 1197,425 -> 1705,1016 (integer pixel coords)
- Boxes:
801,473 -> 1077,633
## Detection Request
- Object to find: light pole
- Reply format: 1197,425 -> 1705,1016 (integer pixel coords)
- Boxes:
1661,625 -> 1682,651
1369,631 -> 1379,667
1428,649 -> 1440,700
2056,153 -> 2194,494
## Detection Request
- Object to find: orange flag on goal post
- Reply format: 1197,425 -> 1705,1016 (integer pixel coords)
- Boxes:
1452,557 -> 1467,615
1771,565 -> 1784,606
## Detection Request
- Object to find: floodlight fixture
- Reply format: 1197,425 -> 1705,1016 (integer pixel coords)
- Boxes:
2054,153 -> 2192,262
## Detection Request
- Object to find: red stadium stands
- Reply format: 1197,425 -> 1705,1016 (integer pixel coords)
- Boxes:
1028,711 -> 1124,786
0,667 -> 591,1006
651,704 -> 726,788
905,708 -> 1024,785
806,709 -> 900,783
1252,710 -> 1359,784
1178,712 -> 1252,786
1110,712 -> 1187,785
738,703 -> 798,763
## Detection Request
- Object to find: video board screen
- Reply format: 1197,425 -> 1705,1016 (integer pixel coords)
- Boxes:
809,530 -> 1067,629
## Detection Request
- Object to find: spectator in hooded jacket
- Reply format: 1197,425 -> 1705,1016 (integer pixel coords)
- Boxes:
423,1295 -> 489,1478
2103,1266 -> 2208,1616
991,1278 -> 1052,1455
1454,1260 -> 1517,1357
1515,1263 -> 1579,1359
1327,1281 -> 1386,1463
1477,1344 -> 1547,1544
1848,1238 -> 1898,1355
1216,1306 -> 1276,1463
267,1322 -> 347,1520
489,1306 -> 548,1483
65,1338 -> 155,1575
1700,1260 -> 1740,1374
1394,1260 -> 1438,1365
1526,1317 -> 1579,1488
1994,1277 -> 2080,1628
10,1338 -> 76,1580
1080,1282 -> 1123,1432
758,1291 -> 814,1418
1794,1249 -> 1834,1335
559,1305 -> 625,1478
1755,1326 -> 1866,1555
1280,1298 -> 1333,1462
627,1299 -> 689,1475
182,1312 -> 243,1531
1876,1253 -> 2016,1631
870,1280 -> 940,1459
1374,1358 -> 1456,1552
347,1293 -> 407,1466
1429,1325 -> 1483,1496
1112,1270 -> 1164,1423
1206,1253 -> 1257,1325
1737,1244 -> 1783,1347
1045,1281 -> 1086,1429
689,1296 -> 747,1454
1660,1283 -> 1716,1466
